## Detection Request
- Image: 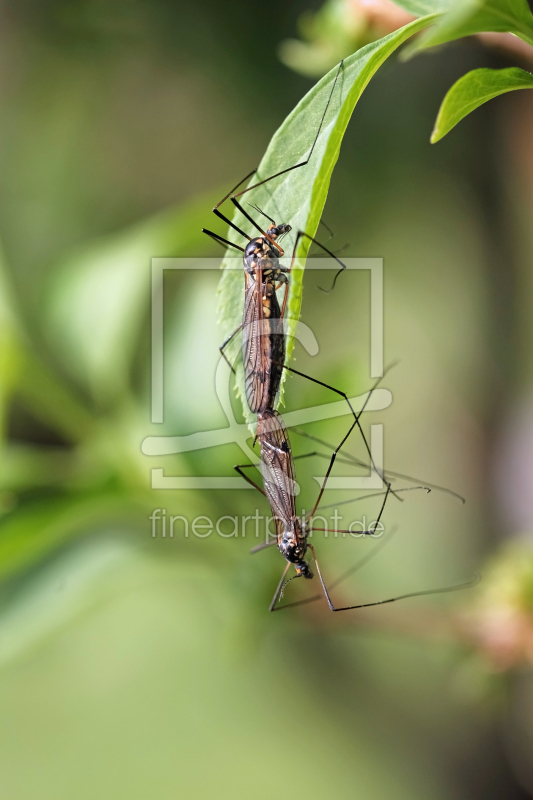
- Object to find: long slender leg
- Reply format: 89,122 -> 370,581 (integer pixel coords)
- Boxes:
207,61 -> 344,251
234,463 -> 266,497
202,228 -> 245,252
308,543 -> 477,612
317,486 -> 430,514
237,452 -> 396,498
219,322 -> 243,374
213,170 -> 256,211
285,230 -> 347,301
250,541 -> 277,554
209,172 -> 257,241
289,449 -> 400,475
312,528 -> 375,535
294,448 -> 419,491
291,427 -> 466,504
269,562 -> 291,612
236,450 -> 337,497
239,452 -> 389,554
275,361 -> 398,513
230,197 -> 283,253
272,526 -> 398,611
318,218 -> 334,240
211,208 -> 252,243
231,61 -> 344,203
212,180 -> 283,254
278,229 -> 348,319
326,526 -> 399,594
206,63 -> 344,276
311,484 -> 392,538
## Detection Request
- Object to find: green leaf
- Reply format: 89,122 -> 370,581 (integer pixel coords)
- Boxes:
431,66 -> 533,142
216,15 -> 437,420
0,247 -> 23,445
0,536 -> 137,664
0,233 -> 97,446
0,493 -> 136,583
15,350 -> 96,443
405,0 -> 533,56
44,196 -> 210,408
392,0 -> 452,16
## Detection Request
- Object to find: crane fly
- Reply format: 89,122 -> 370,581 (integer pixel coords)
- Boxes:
198,58 -> 475,611
202,60 -> 347,413
237,407 -> 475,613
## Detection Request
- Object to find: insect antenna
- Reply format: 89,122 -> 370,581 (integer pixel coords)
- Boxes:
280,572 -> 304,599
248,203 -> 276,226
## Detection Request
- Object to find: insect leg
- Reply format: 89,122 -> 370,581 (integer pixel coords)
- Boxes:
238,451 -> 352,555
269,563 -> 291,612
205,62 -> 344,251
219,322 -> 243,374
278,229 -> 347,318
202,228 -> 245,253
309,484 -> 391,559
316,486 -> 431,515
250,540 -> 277,554
230,197 -> 283,252
308,543 -> 478,613
233,462 -> 267,497
276,362 -> 398,513
272,526 -> 398,611
291,427 -> 466,504
231,60 -> 344,203
213,170 -> 257,210
285,229 -> 347,300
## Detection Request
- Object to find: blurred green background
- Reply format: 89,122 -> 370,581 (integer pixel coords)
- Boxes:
1,0 -> 533,798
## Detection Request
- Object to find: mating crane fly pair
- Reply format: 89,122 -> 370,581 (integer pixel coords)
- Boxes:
202,60 -> 474,612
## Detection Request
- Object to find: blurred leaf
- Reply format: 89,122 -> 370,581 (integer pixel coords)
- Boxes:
0,233 -> 96,446
16,350 -> 96,443
0,242 -> 91,444
279,0 -> 370,79
465,543 -> 533,671
0,492 -> 145,583
0,550 -> 457,800
0,536 -> 137,666
431,67 -> 533,142
216,15 -> 437,420
44,196 -> 210,408
405,0 -> 533,57
0,445 -> 83,492
392,0 -> 452,14
0,247 -> 24,445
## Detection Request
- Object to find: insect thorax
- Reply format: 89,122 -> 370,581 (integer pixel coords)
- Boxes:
244,238 -> 283,278
278,518 -> 307,564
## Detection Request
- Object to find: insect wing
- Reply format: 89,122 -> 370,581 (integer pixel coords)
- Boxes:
242,274 -> 285,414
242,272 -> 265,413
257,412 -> 298,523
